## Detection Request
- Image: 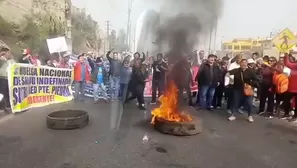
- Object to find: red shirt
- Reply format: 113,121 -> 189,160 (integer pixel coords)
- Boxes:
284,56 -> 297,93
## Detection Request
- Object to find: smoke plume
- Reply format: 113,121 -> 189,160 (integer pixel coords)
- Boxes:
149,0 -> 223,61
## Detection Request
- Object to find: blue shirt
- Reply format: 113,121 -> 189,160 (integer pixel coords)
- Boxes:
97,67 -> 104,84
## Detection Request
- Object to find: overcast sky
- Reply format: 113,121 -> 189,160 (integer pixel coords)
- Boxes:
71,0 -> 297,47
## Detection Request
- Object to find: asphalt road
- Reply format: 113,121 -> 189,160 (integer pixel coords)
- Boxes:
0,99 -> 297,168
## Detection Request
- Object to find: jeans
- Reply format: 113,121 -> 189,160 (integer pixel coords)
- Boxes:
93,83 -> 108,101
109,76 -> 120,99
74,81 -> 86,101
231,89 -> 253,116
199,85 -> 216,109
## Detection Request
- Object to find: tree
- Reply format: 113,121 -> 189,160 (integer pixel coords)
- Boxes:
71,11 -> 100,53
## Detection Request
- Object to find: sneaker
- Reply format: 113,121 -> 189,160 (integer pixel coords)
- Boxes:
150,101 -> 156,105
217,106 -> 221,109
226,109 -> 232,114
248,116 -> 254,123
228,115 -> 236,121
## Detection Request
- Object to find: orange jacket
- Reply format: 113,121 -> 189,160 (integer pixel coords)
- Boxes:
73,61 -> 90,82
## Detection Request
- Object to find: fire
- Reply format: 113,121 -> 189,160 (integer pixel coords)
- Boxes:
151,81 -> 192,124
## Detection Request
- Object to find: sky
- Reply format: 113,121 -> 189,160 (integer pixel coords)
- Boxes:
71,0 -> 297,48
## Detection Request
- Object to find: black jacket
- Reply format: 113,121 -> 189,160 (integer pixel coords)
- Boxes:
90,65 -> 108,84
106,51 -> 121,77
196,63 -> 221,86
229,68 -> 258,90
130,68 -> 148,86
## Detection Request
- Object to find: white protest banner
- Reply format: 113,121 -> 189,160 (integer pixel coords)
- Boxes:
46,37 -> 68,54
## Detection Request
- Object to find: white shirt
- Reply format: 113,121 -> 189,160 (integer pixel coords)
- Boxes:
224,62 -> 240,86
283,66 -> 291,76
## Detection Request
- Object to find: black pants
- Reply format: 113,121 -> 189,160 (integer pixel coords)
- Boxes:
283,92 -> 297,118
0,78 -> 10,109
125,84 -> 145,106
226,85 -> 234,110
275,92 -> 286,114
178,85 -> 193,106
151,79 -> 165,102
259,84 -> 274,114
212,84 -> 224,108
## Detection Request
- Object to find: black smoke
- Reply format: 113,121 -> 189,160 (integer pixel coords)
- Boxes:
150,0 -> 223,62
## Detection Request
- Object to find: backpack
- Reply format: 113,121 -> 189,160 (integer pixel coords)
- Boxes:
273,72 -> 289,94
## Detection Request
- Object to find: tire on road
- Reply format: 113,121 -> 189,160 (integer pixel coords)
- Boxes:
46,110 -> 89,130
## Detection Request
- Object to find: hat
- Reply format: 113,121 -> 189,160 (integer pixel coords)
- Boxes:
247,58 -> 255,64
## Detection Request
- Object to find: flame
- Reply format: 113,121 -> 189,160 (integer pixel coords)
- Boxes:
151,81 -> 192,124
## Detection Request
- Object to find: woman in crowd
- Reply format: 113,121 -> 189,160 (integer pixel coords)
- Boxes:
227,59 -> 258,122
258,57 -> 276,117
124,61 -> 148,110
282,54 -> 297,122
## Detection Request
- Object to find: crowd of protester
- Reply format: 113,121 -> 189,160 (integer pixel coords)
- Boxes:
196,51 -> 296,123
1,46 -> 297,125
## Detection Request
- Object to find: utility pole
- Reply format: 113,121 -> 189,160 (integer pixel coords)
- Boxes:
104,21 -> 110,54
212,16 -> 218,52
208,27 -> 213,55
126,0 -> 133,51
65,0 -> 72,53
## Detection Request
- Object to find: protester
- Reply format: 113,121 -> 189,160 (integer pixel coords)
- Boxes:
73,55 -> 91,102
124,62 -> 148,110
106,49 -> 121,101
227,59 -> 258,122
0,47 -> 13,112
91,57 -> 108,103
283,54 -> 297,122
120,60 -> 132,101
196,54 -> 221,110
45,59 -> 55,67
151,53 -> 168,104
212,58 -> 228,108
130,52 -> 146,67
224,54 -> 242,113
58,52 -> 71,68
258,57 -> 276,118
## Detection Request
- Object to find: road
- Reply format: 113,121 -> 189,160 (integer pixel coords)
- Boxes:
0,99 -> 296,168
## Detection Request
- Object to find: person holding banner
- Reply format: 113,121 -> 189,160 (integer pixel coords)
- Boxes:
73,55 -> 91,102
0,47 -> 13,112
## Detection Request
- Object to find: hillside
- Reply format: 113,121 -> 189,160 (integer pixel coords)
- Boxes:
0,0 -> 100,58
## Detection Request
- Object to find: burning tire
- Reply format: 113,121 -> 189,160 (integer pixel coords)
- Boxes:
47,110 -> 89,130
153,117 -> 202,136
